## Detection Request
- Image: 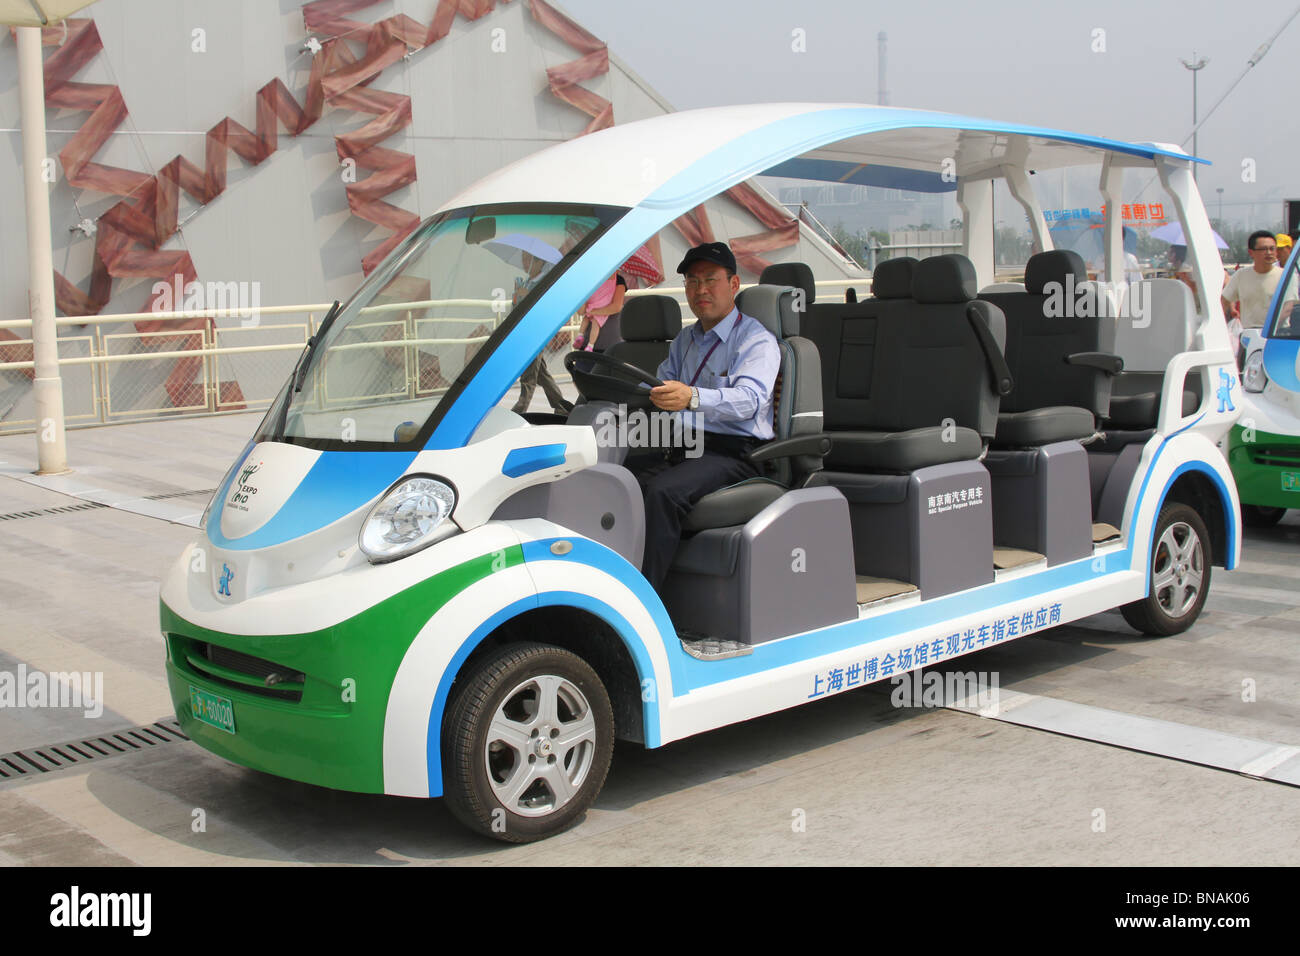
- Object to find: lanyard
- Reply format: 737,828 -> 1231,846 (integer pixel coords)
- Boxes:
687,312 -> 741,387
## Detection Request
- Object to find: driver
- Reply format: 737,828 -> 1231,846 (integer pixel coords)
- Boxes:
630,241 -> 780,590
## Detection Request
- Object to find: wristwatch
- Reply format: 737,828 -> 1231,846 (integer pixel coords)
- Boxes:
689,387 -> 700,411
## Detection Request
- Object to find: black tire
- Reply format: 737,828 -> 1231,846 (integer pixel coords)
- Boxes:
1242,504 -> 1287,528
1120,503 -> 1212,636
442,642 -> 614,843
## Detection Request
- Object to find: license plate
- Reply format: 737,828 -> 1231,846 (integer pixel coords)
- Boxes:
1283,472 -> 1300,493
189,686 -> 236,734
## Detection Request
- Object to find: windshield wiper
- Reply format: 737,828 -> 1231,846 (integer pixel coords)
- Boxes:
295,299 -> 341,393
272,299 -> 340,442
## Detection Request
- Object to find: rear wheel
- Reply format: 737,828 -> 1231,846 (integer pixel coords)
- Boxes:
442,642 -> 614,843
1242,504 -> 1287,527
1120,503 -> 1211,636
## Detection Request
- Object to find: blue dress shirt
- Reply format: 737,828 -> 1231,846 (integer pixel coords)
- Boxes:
655,307 -> 780,440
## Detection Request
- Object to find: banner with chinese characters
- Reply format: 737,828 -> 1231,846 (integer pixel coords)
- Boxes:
1042,203 -> 1169,227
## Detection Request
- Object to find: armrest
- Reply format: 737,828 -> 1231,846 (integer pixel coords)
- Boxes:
748,433 -> 832,463
966,302 -> 1014,396
1066,351 -> 1124,374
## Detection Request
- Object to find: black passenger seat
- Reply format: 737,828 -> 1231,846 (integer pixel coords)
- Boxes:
814,254 -> 1001,471
979,250 -> 1119,447
604,294 -> 681,373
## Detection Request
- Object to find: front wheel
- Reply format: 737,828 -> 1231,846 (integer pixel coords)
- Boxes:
442,642 -> 614,843
1120,503 -> 1212,636
1242,504 -> 1286,528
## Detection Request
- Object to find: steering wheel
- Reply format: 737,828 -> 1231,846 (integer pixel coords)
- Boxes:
564,350 -> 664,408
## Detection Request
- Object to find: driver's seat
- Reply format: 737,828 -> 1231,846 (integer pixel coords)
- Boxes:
661,284 -> 854,645
680,284 -> 827,531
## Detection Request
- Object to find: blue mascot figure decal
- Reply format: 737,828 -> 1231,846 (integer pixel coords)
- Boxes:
218,563 -> 235,597
1217,368 -> 1236,414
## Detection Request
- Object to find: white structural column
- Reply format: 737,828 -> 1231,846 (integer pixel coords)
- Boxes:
1002,164 -> 1053,256
17,25 -> 68,474
1098,156 -> 1124,288
957,178 -> 994,290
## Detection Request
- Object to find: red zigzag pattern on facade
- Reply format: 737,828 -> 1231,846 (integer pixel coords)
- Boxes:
2,2 -> 796,402
20,3 -> 521,404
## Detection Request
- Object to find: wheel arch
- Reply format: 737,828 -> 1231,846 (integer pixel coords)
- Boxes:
1154,463 -> 1237,570
410,591 -> 664,798
447,603 -> 651,748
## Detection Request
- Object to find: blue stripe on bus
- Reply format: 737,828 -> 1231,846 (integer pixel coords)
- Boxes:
208,450 -> 415,551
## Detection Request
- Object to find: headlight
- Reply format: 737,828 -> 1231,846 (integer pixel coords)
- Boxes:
359,476 -> 458,562
1243,351 -> 1268,393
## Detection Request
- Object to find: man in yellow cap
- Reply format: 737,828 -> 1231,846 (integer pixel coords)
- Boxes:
1278,233 -> 1294,269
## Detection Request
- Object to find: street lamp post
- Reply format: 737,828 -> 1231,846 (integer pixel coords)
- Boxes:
1216,187 -> 1224,225
1180,53 -> 1209,182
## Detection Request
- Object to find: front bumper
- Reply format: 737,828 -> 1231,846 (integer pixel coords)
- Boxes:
162,544 -> 517,794
1227,424 -> 1300,510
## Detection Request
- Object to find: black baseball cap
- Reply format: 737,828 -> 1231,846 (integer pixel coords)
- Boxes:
677,241 -> 737,275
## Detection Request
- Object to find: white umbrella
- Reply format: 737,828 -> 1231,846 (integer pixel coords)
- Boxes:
1149,221 -> 1230,250
483,233 -> 564,269
3,1 -> 101,472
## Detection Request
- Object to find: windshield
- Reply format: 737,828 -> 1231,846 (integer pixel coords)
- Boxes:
1265,250 -> 1300,340
254,204 -> 621,450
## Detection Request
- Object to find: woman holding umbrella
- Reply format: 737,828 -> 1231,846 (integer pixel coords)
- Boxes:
574,243 -> 663,352
574,273 -> 627,352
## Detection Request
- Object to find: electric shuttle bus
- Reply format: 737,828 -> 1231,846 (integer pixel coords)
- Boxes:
1228,254 -> 1300,526
160,104 -> 1242,842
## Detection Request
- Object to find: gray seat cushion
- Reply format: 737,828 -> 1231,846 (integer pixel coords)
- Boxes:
995,406 -> 1096,446
1106,392 -> 1161,430
824,426 -> 983,473
1107,389 -> 1200,429
682,478 -> 786,533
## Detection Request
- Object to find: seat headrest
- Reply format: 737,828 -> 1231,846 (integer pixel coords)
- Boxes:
913,254 -> 977,303
871,257 -> 918,299
619,295 -> 682,341
760,262 -> 815,304
1024,250 -> 1088,295
736,285 -> 798,338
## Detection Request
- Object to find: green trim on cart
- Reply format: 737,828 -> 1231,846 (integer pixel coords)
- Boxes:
162,544 -> 526,794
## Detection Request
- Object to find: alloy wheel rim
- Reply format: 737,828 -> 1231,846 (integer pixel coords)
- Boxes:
1152,521 -> 1203,618
484,674 -> 597,818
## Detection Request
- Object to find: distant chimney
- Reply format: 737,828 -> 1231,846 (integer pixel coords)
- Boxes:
878,31 -> 888,106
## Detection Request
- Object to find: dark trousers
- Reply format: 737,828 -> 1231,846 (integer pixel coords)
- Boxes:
628,435 -> 761,590
513,355 -> 572,414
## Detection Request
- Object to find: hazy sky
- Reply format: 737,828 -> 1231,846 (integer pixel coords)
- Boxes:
561,0 -> 1300,229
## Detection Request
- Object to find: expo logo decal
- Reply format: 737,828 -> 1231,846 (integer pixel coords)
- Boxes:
226,460 -> 263,513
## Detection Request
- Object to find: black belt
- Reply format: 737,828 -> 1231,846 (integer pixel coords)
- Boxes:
702,432 -> 761,456
665,431 -> 762,463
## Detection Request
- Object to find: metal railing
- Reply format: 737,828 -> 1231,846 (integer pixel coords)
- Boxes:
0,279 -> 870,435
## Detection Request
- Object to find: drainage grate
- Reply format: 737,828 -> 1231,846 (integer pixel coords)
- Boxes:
0,501 -> 107,521
0,488 -> 214,522
0,719 -> 189,780
145,488 -> 216,501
